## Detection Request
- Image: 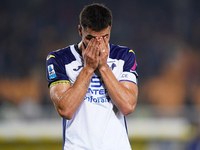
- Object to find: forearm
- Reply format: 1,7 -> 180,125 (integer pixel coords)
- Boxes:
99,65 -> 138,115
51,67 -> 93,119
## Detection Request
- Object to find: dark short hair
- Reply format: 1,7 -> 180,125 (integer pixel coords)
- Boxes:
80,3 -> 112,31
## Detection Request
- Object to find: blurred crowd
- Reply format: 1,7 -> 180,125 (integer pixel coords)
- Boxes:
0,0 -> 200,121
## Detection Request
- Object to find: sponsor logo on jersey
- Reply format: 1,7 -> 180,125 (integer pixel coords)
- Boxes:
84,95 -> 110,103
87,87 -> 107,95
84,76 -> 110,104
48,64 -> 56,79
90,76 -> 102,87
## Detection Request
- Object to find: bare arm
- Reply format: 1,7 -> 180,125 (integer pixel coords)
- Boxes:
98,37 -> 138,115
50,39 -> 100,119
50,67 -> 93,120
99,66 -> 138,115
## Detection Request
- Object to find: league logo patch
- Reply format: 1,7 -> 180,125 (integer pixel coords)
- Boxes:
48,64 -> 56,79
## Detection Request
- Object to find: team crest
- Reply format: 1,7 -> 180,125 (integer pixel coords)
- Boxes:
48,64 -> 56,79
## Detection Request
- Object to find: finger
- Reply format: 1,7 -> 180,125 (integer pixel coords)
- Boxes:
95,42 -> 100,57
99,38 -> 106,54
90,38 -> 100,58
91,38 -> 98,56
102,37 -> 108,50
103,39 -> 109,55
86,38 -> 96,55
81,41 -> 86,57
98,40 -> 104,56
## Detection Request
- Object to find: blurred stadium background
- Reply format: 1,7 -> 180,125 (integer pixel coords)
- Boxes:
0,0 -> 200,149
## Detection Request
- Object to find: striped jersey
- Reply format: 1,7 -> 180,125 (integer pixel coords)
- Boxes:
46,43 -> 138,150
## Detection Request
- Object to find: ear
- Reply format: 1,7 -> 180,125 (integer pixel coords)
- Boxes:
78,25 -> 82,37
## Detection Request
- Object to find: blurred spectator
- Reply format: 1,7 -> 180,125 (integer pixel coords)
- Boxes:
139,34 -> 200,116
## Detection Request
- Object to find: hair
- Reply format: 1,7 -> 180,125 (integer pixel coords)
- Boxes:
79,3 -> 112,31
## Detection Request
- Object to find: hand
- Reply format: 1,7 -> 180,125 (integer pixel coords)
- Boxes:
82,38 -> 100,71
98,37 -> 109,69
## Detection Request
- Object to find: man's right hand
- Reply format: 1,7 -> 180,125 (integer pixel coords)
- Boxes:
82,38 -> 100,72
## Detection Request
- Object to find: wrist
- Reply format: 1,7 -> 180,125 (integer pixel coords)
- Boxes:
83,66 -> 95,75
98,64 -> 109,73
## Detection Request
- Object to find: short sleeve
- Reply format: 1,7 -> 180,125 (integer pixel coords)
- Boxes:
119,49 -> 138,85
46,52 -> 70,87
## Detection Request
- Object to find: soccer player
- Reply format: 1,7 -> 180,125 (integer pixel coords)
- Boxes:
46,3 -> 138,150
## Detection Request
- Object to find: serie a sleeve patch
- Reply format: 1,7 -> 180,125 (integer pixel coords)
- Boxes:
48,64 -> 57,79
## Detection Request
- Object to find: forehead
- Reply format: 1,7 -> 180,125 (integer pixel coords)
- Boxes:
83,26 -> 111,36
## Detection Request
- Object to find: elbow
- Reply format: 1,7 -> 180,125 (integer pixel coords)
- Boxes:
57,109 -> 75,120
121,104 -> 136,116
122,95 -> 138,116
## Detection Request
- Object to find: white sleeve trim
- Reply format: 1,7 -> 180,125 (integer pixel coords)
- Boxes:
119,72 -> 137,85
